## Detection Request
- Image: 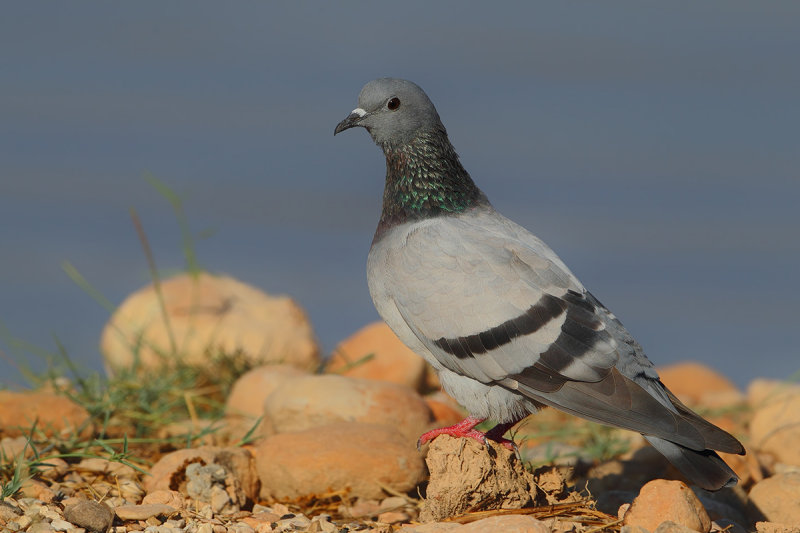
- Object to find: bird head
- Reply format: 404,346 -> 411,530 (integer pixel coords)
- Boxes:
334,78 -> 443,147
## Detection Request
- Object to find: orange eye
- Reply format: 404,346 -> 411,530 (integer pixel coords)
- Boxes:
387,97 -> 401,111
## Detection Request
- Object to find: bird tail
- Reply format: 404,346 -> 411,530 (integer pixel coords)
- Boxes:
644,435 -> 739,490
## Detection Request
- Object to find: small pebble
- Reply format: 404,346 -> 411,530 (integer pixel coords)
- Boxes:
15,514 -> 33,529
28,522 -> 56,533
51,518 -> 74,531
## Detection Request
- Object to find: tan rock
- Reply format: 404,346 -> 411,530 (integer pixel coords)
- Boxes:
420,436 -> 543,522
0,437 -> 31,458
624,479 -> 711,533
0,390 -> 91,439
255,422 -> 426,501
225,364 -> 308,418
378,510 -> 411,524
654,522 -> 701,533
262,374 -> 433,442
747,379 -> 800,408
748,473 -> 800,524
144,446 -> 259,502
240,511 -> 283,529
20,479 -> 57,503
460,515 -> 551,533
750,393 -> 800,466
142,490 -> 187,509
657,362 -> 740,406
327,322 -> 429,391
398,523 -> 463,532
113,503 -> 177,521
756,522 -> 800,533
100,272 -> 320,375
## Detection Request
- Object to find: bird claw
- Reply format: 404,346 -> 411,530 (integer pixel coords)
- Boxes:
417,416 -> 518,453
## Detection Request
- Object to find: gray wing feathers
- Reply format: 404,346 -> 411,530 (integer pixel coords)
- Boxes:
509,367 -> 743,454
390,213 -> 621,385
645,437 -> 739,490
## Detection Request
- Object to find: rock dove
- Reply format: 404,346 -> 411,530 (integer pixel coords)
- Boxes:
334,78 -> 745,491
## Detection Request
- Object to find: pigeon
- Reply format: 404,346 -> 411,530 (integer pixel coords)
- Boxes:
334,78 -> 745,491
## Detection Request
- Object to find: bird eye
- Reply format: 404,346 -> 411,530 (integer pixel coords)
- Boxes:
387,97 -> 401,111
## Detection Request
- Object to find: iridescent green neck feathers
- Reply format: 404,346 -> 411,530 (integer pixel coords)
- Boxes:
376,127 -> 487,236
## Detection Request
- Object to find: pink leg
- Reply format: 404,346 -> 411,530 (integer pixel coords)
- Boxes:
417,416 -> 521,450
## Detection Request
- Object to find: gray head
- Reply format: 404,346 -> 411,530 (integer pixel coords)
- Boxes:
334,78 -> 443,147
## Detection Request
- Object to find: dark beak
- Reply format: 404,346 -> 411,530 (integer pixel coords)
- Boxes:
334,111 -> 365,136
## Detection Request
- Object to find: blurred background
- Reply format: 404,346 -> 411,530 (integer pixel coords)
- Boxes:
1,2 -> 797,388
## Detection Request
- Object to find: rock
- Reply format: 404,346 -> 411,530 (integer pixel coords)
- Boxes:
398,523 -> 463,532
77,457 -> 139,478
255,422 -> 426,501
27,523 -> 55,533
0,436 -> 31,458
419,436 -> 543,522
113,503 -> 177,521
654,522 -> 701,533
460,515 -> 551,533
400,515 -> 551,532
378,510 -> 411,524
747,379 -> 800,408
624,479 -> 711,533
37,457 -> 69,479
50,519 -> 73,531
141,490 -> 186,509
750,393 -> 800,466
0,500 -> 23,524
327,322 -> 430,391
756,522 -> 800,533
185,461 -> 245,514
63,500 -> 115,533
100,272 -> 320,375
240,511 -> 282,529
621,526 -> 650,533
657,362 -> 741,406
144,446 -> 259,503
262,374 -> 433,442
225,364 -> 308,418
748,473 -> 800,524
0,391 -> 91,439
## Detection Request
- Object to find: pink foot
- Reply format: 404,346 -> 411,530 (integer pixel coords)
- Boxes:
417,416 -> 518,450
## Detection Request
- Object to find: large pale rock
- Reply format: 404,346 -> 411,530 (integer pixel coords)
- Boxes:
750,393 -> 800,466
420,436 -> 543,522
748,473 -> 800,525
225,364 -> 308,418
144,446 -> 258,503
255,422 -> 426,501
657,362 -> 741,406
327,322 -> 430,391
624,479 -> 711,533
262,374 -> 433,442
0,391 -> 91,439
747,379 -> 800,408
100,272 -> 320,374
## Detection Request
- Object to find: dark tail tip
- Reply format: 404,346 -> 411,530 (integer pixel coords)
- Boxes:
645,436 -> 739,491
